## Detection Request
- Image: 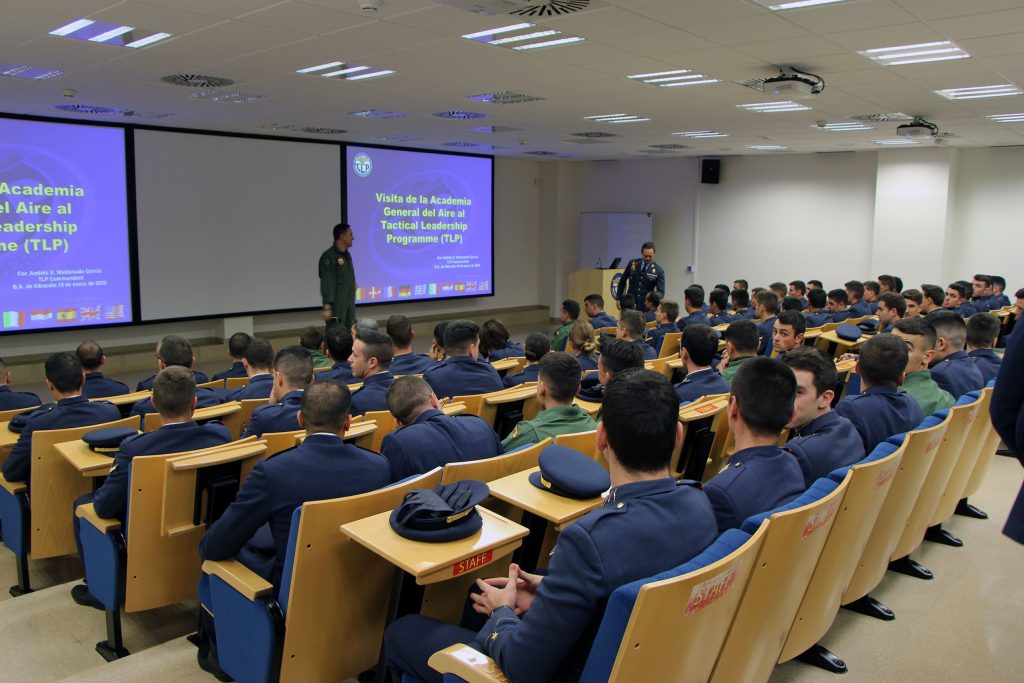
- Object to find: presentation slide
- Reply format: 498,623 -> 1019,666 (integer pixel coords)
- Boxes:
346,146 -> 493,304
0,117 -> 131,333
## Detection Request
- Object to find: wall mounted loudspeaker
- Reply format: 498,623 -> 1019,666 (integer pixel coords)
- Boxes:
701,158 -> 720,184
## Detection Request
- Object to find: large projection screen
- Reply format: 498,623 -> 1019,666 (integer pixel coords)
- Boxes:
134,130 -> 341,321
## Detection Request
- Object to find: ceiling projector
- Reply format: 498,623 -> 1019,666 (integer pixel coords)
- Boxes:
896,117 -> 939,138
762,74 -> 818,98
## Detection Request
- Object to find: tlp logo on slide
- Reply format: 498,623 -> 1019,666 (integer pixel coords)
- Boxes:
352,153 -> 373,178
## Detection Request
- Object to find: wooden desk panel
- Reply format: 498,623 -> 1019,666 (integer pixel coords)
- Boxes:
57,439 -> 125,477
488,467 -> 603,528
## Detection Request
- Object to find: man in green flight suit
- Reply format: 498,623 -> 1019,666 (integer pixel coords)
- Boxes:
502,351 -> 596,451
550,299 -> 580,352
319,223 -> 357,328
892,317 -> 955,415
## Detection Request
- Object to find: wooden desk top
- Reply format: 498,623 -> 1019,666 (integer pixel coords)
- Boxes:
803,328 -> 823,341
487,467 -> 604,527
340,506 -> 528,586
93,390 -> 150,407
818,329 -> 867,348
442,402 -> 468,416
490,358 -> 520,372
0,422 -> 18,452
57,438 -> 123,477
343,420 -> 377,441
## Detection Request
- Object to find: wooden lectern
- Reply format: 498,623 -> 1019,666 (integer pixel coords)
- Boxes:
568,268 -> 624,306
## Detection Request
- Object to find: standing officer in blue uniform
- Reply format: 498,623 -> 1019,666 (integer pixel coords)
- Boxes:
424,320 -> 504,399
227,338 -> 275,400
675,324 -> 729,404
241,346 -> 313,437
384,369 -> 718,683
966,313 -> 1002,384
834,334 -> 924,453
926,310 -> 985,398
318,223 -> 357,329
780,348 -> 865,486
2,352 -> 121,485
616,241 -> 665,309
212,332 -> 252,380
76,340 -> 129,399
991,320 -> 1024,543
0,357 -> 39,410
703,358 -> 806,532
618,310 -> 657,360
349,330 -> 395,416
583,294 -> 617,330
136,336 -> 210,392
386,315 -> 436,376
503,333 -> 549,388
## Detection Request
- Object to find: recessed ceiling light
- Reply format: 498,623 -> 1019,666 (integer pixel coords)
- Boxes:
585,113 -> 650,124
462,22 -> 584,51
467,91 -> 544,104
859,41 -> 969,67
189,90 -> 266,103
738,101 -> 812,112
751,0 -> 853,9
627,69 -> 719,88
470,125 -> 523,133
461,23 -> 535,40
49,19 -> 173,48
0,63 -> 63,80
348,109 -> 411,119
816,122 -> 874,131
673,130 -> 729,139
988,113 -> 1024,123
297,61 -> 395,81
746,144 -> 789,150
872,139 -> 919,145
346,70 -> 395,81
936,85 -> 1023,100
444,141 -> 497,150
513,36 -> 585,50
433,110 -> 487,119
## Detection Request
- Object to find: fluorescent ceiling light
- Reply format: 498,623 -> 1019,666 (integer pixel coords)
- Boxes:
461,23 -> 534,40
628,69 -> 691,79
89,26 -> 133,43
738,101 -> 812,112
661,78 -> 720,87
936,85 -> 1023,100
753,0 -> 852,9
296,61 -> 344,74
49,19 -> 95,36
322,66 -> 370,77
48,19 -> 173,48
586,114 -> 626,119
124,32 -> 171,49
465,23 -> 584,51
344,70 -> 394,81
872,139 -> 918,145
0,63 -> 63,80
674,131 -> 728,138
513,36 -> 585,50
746,145 -> 788,150
489,30 -> 560,45
988,113 -> 1024,123
860,41 -> 969,67
586,113 -> 649,123
818,122 -> 873,131
297,62 -> 394,80
628,69 -> 719,87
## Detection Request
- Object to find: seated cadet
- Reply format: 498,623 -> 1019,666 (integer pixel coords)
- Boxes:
583,293 -> 618,330
804,288 -> 831,327
76,340 -> 129,399
807,279 -> 823,291
827,288 -> 852,322
352,318 -> 379,339
753,290 -> 779,353
429,321 -> 449,362
846,280 -> 872,318
387,314 -> 436,375
349,330 -> 395,416
550,299 -> 580,352
503,333 -> 549,387
0,356 -> 40,410
381,377 -> 501,482
730,288 -> 755,320
240,346 -> 313,437
769,282 -> 788,305
707,289 -> 734,326
212,332 -> 251,380
642,291 -> 661,323
703,357 -> 806,533
299,325 -> 332,370
926,310 -> 985,398
616,293 -> 636,312
779,348 -> 865,486
502,353 -> 596,451
480,319 -> 524,361
967,313 -> 1002,384
877,274 -> 899,294
892,318 -> 955,415
780,296 -> 804,313
733,278 -> 749,291
565,321 -> 599,373
697,285 -> 711,314
717,319 -> 760,386
902,289 -> 923,317
919,284 -> 945,315
318,323 -> 356,383
227,337 -> 275,400
943,282 -> 978,318
384,369 -> 718,683
644,299 -> 680,352
675,325 -> 729,404
863,280 -> 881,314
424,320 -> 504,399
617,309 -> 657,360
577,337 -> 645,404
129,336 -> 225,417
970,274 -> 996,313
136,336 -> 209,391
675,286 -> 710,331
70,366 -> 232,609
2,353 -> 121,484
876,291 -> 907,333
788,280 -> 809,309
991,276 -> 1011,309
834,334 -> 925,453
764,309 -> 806,358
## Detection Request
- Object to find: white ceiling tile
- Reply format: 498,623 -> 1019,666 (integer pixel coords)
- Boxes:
929,9 -> 1024,40
687,14 -> 810,45
733,36 -> 849,66
893,0 -> 1024,21
959,33 -> 1024,58
823,23 -> 945,51
779,0 -> 918,34
233,2 -> 377,35
134,0 -> 287,19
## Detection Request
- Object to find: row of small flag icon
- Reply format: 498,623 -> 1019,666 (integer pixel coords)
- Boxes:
2,304 -> 124,329
355,281 -> 488,301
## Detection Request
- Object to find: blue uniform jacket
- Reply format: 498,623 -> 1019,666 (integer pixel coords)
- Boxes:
487,342 -> 524,361
228,374 -> 274,401
732,308 -> 756,320
830,310 -> 853,323
643,310 -> 658,323
675,368 -> 729,404
575,353 -> 599,372
424,355 -> 504,399
241,390 -> 303,437
992,326 -> 1024,542
783,411 -> 865,487
81,372 -> 130,399
503,363 -> 539,388
476,478 -> 717,683
948,303 -> 978,318
2,395 -> 122,484
645,323 -> 678,352
350,372 -> 394,416
628,338 -> 657,360
834,385 -> 924,453
381,408 -> 501,482
319,360 -> 355,384
213,362 -> 247,380
588,312 -> 617,330
704,445 -> 806,533
130,387 -> 225,417
616,258 -> 665,304
93,421 -> 232,523
756,316 -> 777,352
848,300 -> 872,317
199,433 -> 390,588
137,369 -> 209,392
389,353 -> 436,376
804,310 -> 831,327
971,296 -> 993,313
675,311 -> 710,332
930,350 -> 985,399
0,385 -> 40,411
708,311 -> 734,326
992,294 -> 1011,309
968,348 -> 1001,385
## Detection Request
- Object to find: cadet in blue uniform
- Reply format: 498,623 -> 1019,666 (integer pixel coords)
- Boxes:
780,348 -> 865,486
943,282 -> 978,318
386,315 -> 436,376
863,281 -> 881,314
136,335 -> 210,391
212,332 -> 251,380
991,321 -> 1024,543
834,334 -> 925,453
130,385 -> 223,417
926,310 -> 985,398
349,330 -> 395,416
645,300 -> 681,353
753,291 -> 779,353
643,291 -> 661,323
130,337 -> 227,415
318,324 -> 356,383
615,241 -> 665,309
919,284 -> 945,315
804,288 -> 832,327
676,286 -> 711,331
479,319 -> 524,361
424,320 -> 504,399
576,338 -> 645,405
970,274 -> 996,312
966,313 -> 1002,384
0,358 -> 39,410
2,352 -> 121,484
675,324 -> 729,404
384,369 -> 718,683
990,276 -> 1011,309
76,340 -> 130,399
846,280 -> 872,318
583,294 -> 617,330
763,310 -> 805,358
704,357 -> 806,532
876,292 -> 907,334
70,366 -> 232,609
827,289 -> 853,323
707,289 -> 734,326
382,376 -> 501,482
618,309 -> 657,360
503,333 -> 549,388
787,281 -> 809,310
227,337 -> 275,401
730,288 -> 756,320
241,346 -> 313,437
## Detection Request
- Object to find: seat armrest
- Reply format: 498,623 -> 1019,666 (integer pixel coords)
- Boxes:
202,559 -> 274,601
75,502 -> 121,533
428,645 -> 508,683
0,472 -> 27,495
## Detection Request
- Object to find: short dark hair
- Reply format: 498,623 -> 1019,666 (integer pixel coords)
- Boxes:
947,281 -> 970,300
921,285 -> 944,306
159,335 -> 194,368
478,319 -> 511,357
332,223 -> 351,241
153,365 -> 195,417
878,274 -> 898,291
734,279 -> 749,290
619,309 -> 645,338
301,380 -> 351,433
973,274 -> 993,287
992,275 -> 1006,291
755,290 -> 779,313
228,332 -> 252,359
731,289 -> 750,309
641,241 -> 655,251
776,309 -> 806,335
299,326 -> 324,352
433,321 -> 449,347
864,280 -> 880,295
325,324 -> 354,362
561,299 -> 580,320
858,334 -> 908,387
709,289 -> 729,311
524,332 -> 550,362
619,294 -> 636,310
681,324 -> 719,367
894,317 -> 937,349
967,313 -> 1000,348
807,288 -> 827,310
724,319 -> 759,354
274,345 -> 314,388
780,347 -> 836,397
781,296 -> 804,312
769,282 -> 787,299
926,310 -> 967,349
660,300 -> 680,321
827,289 -> 849,306
1016,288 -> 1024,300
76,339 -> 103,371
714,284 -> 730,294
683,286 -> 703,309
808,280 -> 823,289
386,315 -> 414,347
603,369 -> 677,473
386,376 -> 433,424
584,293 -> 605,309
443,319 -> 480,355
645,291 -> 663,309
730,357 -> 796,437
893,276 -> 904,292
902,289 -> 923,305
598,337 -> 645,374
845,280 -> 865,300
539,352 -> 582,402
789,280 -> 807,295
356,330 -> 393,367
878,291 -> 907,318
45,352 -> 84,392
244,337 -> 274,371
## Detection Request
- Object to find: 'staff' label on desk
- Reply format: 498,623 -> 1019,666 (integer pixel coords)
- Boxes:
453,550 -> 493,576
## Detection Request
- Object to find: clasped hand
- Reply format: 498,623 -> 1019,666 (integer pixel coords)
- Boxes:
470,563 -> 542,617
